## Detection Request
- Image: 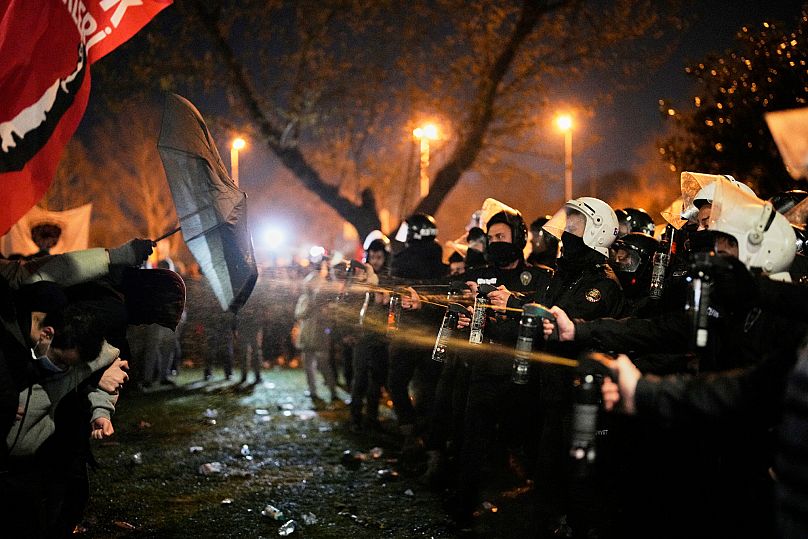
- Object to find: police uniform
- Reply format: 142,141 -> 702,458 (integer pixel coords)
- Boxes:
533,245 -> 624,535
387,236 -> 447,432
453,260 -> 553,519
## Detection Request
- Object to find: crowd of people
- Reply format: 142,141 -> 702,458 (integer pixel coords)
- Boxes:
3,170 -> 808,538
287,171 -> 808,538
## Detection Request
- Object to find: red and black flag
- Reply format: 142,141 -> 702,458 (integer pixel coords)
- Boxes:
0,0 -> 172,235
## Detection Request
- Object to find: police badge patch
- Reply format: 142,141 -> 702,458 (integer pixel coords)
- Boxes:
585,289 -> 602,303
520,271 -> 532,286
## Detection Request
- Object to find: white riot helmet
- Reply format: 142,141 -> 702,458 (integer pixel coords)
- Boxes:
543,197 -> 619,257
680,172 -> 756,222
709,176 -> 796,273
363,230 -> 389,251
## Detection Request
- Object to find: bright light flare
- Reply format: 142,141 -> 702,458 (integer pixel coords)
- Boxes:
309,245 -> 326,258
232,137 -> 246,150
264,227 -> 286,250
555,114 -> 573,132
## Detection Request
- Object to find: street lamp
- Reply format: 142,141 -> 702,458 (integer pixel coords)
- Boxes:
555,114 -> 573,201
231,137 -> 246,187
413,123 -> 439,198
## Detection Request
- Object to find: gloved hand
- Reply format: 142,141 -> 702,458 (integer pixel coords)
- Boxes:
363,263 -> 379,286
108,238 -> 155,267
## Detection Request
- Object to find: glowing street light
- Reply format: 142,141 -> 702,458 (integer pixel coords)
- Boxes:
413,123 -> 439,198
231,137 -> 246,187
555,114 -> 573,201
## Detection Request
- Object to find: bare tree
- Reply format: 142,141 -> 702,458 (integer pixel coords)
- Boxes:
45,141 -> 96,212
93,0 -> 685,239
88,105 -> 179,252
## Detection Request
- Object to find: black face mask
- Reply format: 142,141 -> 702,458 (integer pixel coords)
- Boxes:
561,231 -> 588,258
465,248 -> 488,269
487,241 -> 521,267
687,230 -> 715,254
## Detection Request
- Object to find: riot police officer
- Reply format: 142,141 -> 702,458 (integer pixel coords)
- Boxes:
545,178 -> 800,538
533,196 -> 624,537
388,214 -> 447,442
451,199 -> 553,524
609,232 -> 659,316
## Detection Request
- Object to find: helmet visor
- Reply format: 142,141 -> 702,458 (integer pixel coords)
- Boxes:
480,198 -> 519,230
542,206 -> 588,240
609,247 -> 642,273
394,222 -> 409,243
445,233 -> 470,258
680,172 -> 724,215
785,196 -> 808,227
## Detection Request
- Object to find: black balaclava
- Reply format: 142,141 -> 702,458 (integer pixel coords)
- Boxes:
561,231 -> 588,258
487,241 -> 521,268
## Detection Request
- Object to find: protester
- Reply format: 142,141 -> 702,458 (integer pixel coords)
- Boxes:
294,262 -> 338,406
347,233 -> 392,432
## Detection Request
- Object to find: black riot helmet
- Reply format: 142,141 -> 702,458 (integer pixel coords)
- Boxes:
486,209 -> 528,251
395,213 -> 438,243
769,190 -> 808,215
616,208 -> 656,237
610,232 -> 659,298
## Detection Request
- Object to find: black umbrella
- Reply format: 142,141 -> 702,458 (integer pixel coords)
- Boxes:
157,93 -> 257,313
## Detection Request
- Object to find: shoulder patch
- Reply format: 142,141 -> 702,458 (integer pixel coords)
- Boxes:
520,271 -> 532,286
585,288 -> 602,303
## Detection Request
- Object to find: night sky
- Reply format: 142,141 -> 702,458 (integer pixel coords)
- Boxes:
592,0 -> 806,173
75,1 -> 808,258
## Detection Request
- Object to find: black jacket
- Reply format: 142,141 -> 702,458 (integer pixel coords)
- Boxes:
461,260 -> 553,376
391,240 -> 447,281
537,248 -> 624,402
539,248 -> 624,322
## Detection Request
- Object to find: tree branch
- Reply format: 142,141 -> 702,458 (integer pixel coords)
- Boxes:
190,0 -> 381,238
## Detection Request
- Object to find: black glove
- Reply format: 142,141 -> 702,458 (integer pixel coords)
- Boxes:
108,238 -> 154,267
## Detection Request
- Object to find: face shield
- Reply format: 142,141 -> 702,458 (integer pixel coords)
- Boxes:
609,246 -> 642,273
660,198 -> 689,230
765,107 -> 808,181
394,221 -> 409,243
543,206 -> 585,240
445,236 -> 470,258
679,171 -> 726,223
479,198 -> 519,230
785,196 -> 808,227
